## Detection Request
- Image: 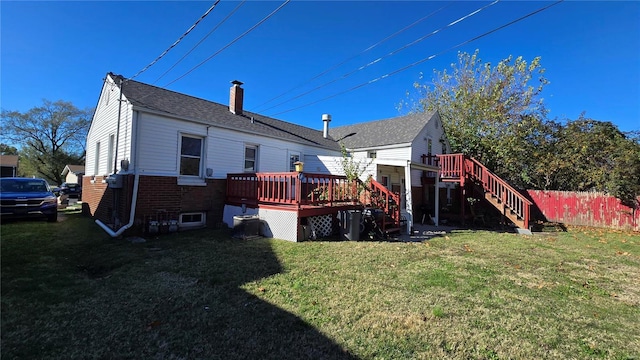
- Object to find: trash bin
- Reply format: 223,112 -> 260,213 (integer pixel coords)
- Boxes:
344,210 -> 361,241
233,215 -> 260,239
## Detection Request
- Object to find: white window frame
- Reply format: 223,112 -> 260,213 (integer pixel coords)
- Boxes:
179,212 -> 206,229
288,151 -> 301,172
94,141 -> 101,176
244,144 -> 258,172
367,151 -> 377,159
381,175 -> 389,188
107,134 -> 115,174
178,133 -> 205,186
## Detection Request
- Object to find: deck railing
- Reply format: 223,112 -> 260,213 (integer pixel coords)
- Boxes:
227,172 -> 359,208
227,172 -> 403,231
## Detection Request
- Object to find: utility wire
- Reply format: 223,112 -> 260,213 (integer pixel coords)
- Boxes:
260,0 -> 499,114
128,1 -> 221,81
250,2 -> 453,112
153,0 -> 247,84
164,0 -> 291,88
270,0 -> 564,117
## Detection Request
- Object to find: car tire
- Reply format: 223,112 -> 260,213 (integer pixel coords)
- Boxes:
47,212 -> 58,222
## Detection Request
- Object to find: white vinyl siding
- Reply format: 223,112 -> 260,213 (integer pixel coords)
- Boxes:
124,111 -> 341,179
85,77 -> 134,176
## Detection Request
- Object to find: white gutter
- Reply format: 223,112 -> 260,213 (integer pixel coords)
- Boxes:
95,172 -> 140,237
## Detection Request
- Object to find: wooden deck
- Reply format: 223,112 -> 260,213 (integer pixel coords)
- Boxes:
226,154 -> 531,232
226,172 -> 402,230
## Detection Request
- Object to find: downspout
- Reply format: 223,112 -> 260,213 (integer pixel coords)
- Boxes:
95,172 -> 140,237
404,160 -> 413,234
96,108 -> 141,238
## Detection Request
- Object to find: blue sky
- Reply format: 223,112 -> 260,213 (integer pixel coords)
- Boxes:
1,1 -> 639,133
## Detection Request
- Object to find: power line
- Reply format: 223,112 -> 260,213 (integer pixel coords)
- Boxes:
270,0 -> 564,117
250,2 -> 453,112
259,0 -> 499,114
163,0 -> 291,88
153,0 -> 247,84
128,1 -> 221,81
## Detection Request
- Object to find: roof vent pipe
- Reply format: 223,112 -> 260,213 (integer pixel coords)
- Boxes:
322,114 -> 331,138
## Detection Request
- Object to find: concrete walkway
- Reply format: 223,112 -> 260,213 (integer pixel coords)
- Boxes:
391,223 -> 463,242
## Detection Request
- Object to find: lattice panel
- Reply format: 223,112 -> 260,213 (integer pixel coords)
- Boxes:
259,209 -> 298,242
309,215 -> 333,238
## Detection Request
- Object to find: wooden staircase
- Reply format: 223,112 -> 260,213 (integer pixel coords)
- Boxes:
360,178 -> 402,235
438,154 -> 532,231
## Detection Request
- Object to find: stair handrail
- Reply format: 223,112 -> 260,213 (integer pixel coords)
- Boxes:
466,156 -> 531,229
361,177 -> 401,231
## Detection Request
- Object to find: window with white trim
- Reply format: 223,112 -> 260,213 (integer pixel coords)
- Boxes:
179,212 -> 206,228
289,152 -> 300,172
367,151 -> 377,159
107,134 -> 115,174
381,175 -> 389,187
244,145 -> 258,172
180,135 -> 203,176
94,141 -> 101,175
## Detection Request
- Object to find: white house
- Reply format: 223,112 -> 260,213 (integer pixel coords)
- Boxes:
314,112 -> 451,231
84,72 -> 450,240
84,73 -> 342,238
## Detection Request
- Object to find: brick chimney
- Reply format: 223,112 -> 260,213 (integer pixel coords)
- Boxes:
229,80 -> 244,115
322,114 -> 331,138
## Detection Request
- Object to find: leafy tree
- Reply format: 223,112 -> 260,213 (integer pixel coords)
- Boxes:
553,117 -> 640,207
0,143 -> 19,155
402,49 -> 549,188
1,100 -> 92,184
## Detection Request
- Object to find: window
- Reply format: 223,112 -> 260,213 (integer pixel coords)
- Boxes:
180,135 -> 203,176
367,151 -> 377,159
427,138 -> 433,156
244,145 -> 257,172
179,212 -> 206,229
107,134 -> 115,174
381,175 -> 389,187
289,152 -> 300,172
94,142 -> 100,175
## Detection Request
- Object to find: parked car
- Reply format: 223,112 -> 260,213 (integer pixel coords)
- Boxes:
49,184 -> 61,196
59,182 -> 82,200
0,177 -> 58,222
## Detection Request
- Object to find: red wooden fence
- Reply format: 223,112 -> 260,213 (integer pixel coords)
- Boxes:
527,190 -> 639,231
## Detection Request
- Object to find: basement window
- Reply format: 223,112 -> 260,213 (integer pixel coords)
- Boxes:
179,212 -> 206,229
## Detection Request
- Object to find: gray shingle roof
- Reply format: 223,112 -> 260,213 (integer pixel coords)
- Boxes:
109,73 -> 341,151
330,111 -> 437,149
65,165 -> 85,174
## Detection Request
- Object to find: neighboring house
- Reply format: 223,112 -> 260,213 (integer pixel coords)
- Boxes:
61,164 -> 85,184
84,73 -> 342,237
326,112 -> 451,229
0,155 -> 19,178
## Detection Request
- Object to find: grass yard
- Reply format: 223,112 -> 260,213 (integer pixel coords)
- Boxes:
1,210 -> 639,359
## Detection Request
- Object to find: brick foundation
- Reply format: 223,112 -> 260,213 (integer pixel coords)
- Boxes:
83,175 -> 227,235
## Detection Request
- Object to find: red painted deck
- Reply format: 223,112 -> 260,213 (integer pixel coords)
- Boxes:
226,172 -> 402,231
226,154 -> 531,231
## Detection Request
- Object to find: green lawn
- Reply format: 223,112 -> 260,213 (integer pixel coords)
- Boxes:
1,210 -> 638,359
